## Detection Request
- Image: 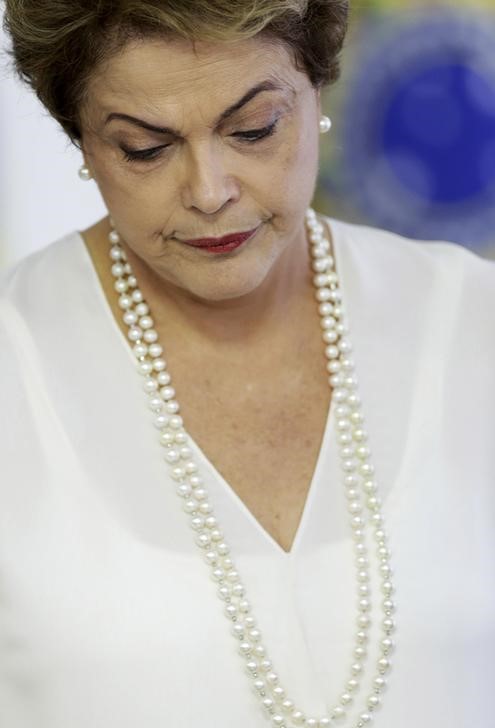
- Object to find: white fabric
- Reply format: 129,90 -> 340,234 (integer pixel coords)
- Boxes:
0,217 -> 494,728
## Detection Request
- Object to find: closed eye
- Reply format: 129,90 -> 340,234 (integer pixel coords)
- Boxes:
121,120 -> 279,163
122,145 -> 169,162
232,121 -> 278,142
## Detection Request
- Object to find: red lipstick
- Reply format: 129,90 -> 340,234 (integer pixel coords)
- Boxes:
181,226 -> 259,254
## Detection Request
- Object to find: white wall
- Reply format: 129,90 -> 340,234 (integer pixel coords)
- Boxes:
0,10 -> 106,271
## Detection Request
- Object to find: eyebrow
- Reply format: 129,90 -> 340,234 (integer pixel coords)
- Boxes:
104,79 -> 287,134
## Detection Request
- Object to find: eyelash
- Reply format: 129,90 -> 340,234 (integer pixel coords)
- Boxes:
122,121 -> 279,163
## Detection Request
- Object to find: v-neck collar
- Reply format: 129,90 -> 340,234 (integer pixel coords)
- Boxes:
74,216 -> 346,558
187,394 -> 336,558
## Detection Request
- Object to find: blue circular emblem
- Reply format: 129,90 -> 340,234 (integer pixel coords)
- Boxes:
334,10 -> 495,250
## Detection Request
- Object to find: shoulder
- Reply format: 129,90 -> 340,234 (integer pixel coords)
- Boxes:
0,230 -> 88,363
324,215 -> 495,299
0,230 -> 85,312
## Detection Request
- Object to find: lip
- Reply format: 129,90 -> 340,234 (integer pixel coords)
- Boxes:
180,226 -> 260,253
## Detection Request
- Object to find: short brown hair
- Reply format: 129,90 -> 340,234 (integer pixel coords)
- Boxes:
2,0 -> 349,148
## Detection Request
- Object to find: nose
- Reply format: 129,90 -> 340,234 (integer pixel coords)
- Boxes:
180,140 -> 240,214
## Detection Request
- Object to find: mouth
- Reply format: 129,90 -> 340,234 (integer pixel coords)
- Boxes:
178,226 -> 260,254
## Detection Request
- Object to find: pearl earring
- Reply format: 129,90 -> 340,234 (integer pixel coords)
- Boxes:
319,115 -> 332,134
78,165 -> 92,181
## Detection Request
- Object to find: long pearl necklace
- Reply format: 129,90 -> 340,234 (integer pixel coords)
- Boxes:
107,208 -> 396,728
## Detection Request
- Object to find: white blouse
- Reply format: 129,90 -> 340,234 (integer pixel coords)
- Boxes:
0,216 -> 494,728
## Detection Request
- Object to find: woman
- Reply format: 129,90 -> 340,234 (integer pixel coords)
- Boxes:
1,2 -> 494,727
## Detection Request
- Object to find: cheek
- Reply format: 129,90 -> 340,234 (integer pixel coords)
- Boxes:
253,127 -> 318,220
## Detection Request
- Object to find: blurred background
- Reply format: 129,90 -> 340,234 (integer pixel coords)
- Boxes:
1,0 -> 495,270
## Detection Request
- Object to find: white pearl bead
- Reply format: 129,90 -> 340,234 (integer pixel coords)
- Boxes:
110,244 -> 122,259
377,657 -> 390,672
128,326 -> 143,342
153,358 -> 167,372
148,396 -> 163,412
313,273 -> 330,287
318,301 -> 334,316
135,302 -> 149,316
118,294 -> 133,309
144,328 -> 158,343
340,445 -> 353,458
373,676 -> 387,691
165,449 -> 180,463
380,637 -> 394,655
148,343 -> 163,357
157,371 -> 171,385
111,262 -> 124,277
139,315 -> 154,330
363,479 -> 376,493
177,484 -> 192,498
324,331 -> 338,345
311,245 -> 327,258
315,287 -> 332,302
291,711 -> 305,725
196,533 -> 212,548
160,431 -> 174,446
324,344 -> 339,358
153,413 -> 169,428
137,361 -> 153,375
114,279 -> 128,293
272,685 -> 285,699
320,316 -> 336,330
133,342 -> 148,357
186,500 -> 199,515
160,386 -> 176,401
312,257 -> 331,273
358,713 -> 373,724
143,377 -> 158,392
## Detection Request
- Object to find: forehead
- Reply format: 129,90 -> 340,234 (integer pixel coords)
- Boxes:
85,35 -> 306,118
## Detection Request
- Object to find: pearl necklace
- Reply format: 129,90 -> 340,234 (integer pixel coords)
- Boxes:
107,208 -> 396,728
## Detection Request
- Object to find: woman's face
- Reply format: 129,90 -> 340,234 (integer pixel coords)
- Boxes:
80,35 -> 322,302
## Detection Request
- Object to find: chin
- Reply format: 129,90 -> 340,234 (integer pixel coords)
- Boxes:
180,261 -> 275,303
189,277 -> 269,303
